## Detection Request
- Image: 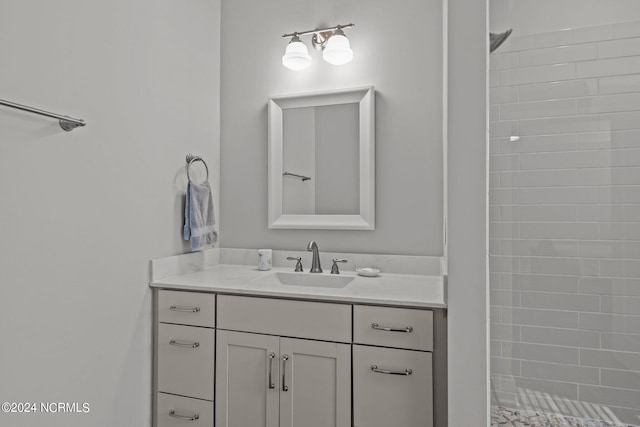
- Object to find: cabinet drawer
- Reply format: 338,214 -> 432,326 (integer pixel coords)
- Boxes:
217,295 -> 352,343
156,392 -> 213,427
354,305 -> 433,351
157,324 -> 215,400
353,345 -> 433,427
158,290 -> 215,328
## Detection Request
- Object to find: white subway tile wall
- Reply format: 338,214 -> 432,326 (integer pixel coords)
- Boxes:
490,20 -> 640,426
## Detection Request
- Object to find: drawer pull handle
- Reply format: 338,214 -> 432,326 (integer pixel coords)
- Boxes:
268,352 -> 276,389
169,410 -> 200,421
282,354 -> 289,392
170,305 -> 201,313
371,323 -> 413,333
169,339 -> 200,348
371,365 -> 413,376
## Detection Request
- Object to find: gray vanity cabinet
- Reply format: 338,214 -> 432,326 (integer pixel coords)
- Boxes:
216,295 -> 352,427
352,305 -> 434,427
154,290 -> 216,427
216,330 -> 351,427
278,338 -> 351,427
157,323 -> 215,400
353,346 -> 433,427
154,290 -> 443,427
215,330 -> 280,427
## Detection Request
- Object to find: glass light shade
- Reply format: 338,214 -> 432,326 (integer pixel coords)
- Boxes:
322,34 -> 353,65
282,40 -> 312,71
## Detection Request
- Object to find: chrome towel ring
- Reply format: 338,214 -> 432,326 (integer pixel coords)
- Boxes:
186,153 -> 209,183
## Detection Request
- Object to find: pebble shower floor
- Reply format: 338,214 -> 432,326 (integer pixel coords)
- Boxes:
492,407 -> 639,427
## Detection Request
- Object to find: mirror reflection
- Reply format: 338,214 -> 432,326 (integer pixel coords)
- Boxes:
282,103 -> 359,215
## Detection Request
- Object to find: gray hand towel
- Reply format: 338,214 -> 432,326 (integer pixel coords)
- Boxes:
183,181 -> 218,251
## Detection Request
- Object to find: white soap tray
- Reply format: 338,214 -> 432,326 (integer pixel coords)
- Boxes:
356,267 -> 380,277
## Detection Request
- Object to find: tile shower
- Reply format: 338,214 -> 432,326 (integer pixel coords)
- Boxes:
489,17 -> 640,427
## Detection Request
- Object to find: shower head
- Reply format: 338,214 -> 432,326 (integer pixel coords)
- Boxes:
490,28 -> 513,53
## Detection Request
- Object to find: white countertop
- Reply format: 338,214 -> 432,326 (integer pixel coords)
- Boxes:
150,264 -> 446,309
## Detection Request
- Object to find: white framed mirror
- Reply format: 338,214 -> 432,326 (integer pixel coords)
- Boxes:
268,86 -> 375,230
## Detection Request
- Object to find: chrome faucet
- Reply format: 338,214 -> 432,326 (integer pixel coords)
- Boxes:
307,241 -> 322,273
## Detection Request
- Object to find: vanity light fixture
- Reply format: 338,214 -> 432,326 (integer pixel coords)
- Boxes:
281,34 -> 312,71
322,28 -> 354,65
281,23 -> 354,70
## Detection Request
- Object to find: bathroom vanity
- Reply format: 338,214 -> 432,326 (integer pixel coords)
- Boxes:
150,253 -> 447,427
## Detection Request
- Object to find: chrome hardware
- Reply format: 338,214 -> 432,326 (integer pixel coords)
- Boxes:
307,241 -> 322,273
169,410 -> 200,421
186,154 -> 209,183
282,354 -> 289,391
371,365 -> 413,376
282,23 -> 355,51
0,98 -> 86,132
59,119 -> 83,131
283,171 -> 311,181
371,323 -> 414,333
287,256 -> 304,272
331,258 -> 348,274
169,339 -> 200,348
169,305 -> 201,313
490,28 -> 513,54
268,352 -> 276,389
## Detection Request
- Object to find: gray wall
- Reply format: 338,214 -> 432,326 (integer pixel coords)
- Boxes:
447,0 -> 491,424
0,2 -> 220,426
219,0 -> 444,256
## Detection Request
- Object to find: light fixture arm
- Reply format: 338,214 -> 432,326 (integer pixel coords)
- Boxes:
282,23 -> 354,39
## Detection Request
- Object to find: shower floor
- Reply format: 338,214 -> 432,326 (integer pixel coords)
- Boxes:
492,407 -> 639,427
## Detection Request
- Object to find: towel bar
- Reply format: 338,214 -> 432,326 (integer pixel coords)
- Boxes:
0,98 -> 86,131
283,171 -> 311,181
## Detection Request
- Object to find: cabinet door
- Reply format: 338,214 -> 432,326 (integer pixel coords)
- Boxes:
279,338 -> 351,427
216,331 -> 280,427
353,345 -> 433,427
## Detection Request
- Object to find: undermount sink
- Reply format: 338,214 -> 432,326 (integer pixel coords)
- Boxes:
258,272 -> 354,288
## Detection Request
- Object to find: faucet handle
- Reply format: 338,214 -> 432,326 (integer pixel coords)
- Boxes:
331,259 -> 348,274
287,256 -> 303,272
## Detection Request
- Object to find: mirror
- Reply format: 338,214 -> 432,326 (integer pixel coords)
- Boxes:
268,87 -> 375,230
